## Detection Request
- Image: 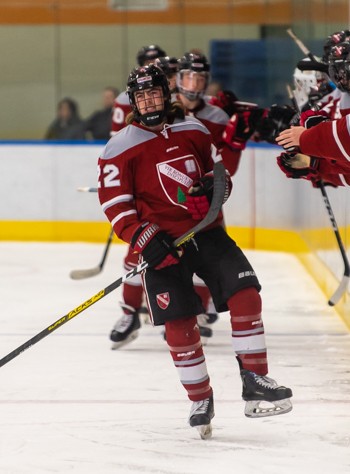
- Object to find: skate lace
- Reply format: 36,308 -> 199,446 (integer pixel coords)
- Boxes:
114,313 -> 133,332
254,374 -> 278,389
190,398 -> 210,417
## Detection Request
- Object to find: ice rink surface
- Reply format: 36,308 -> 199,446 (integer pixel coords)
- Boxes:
0,242 -> 349,474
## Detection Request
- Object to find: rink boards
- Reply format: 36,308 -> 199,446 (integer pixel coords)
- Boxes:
0,141 -> 349,326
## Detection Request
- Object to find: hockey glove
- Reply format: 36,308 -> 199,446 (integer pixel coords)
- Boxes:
223,107 -> 265,151
277,152 -> 319,179
186,171 -> 232,220
209,90 -> 239,116
255,104 -> 298,144
299,109 -> 330,129
131,222 -> 180,270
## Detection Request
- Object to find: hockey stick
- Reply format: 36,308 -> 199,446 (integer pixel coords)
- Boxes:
286,28 -> 329,73
319,182 -> 350,305
77,187 -> 98,193
0,161 -> 226,368
286,28 -> 318,62
70,227 -> 114,280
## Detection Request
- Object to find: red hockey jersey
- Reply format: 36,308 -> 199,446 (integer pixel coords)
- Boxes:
111,91 -> 132,136
98,117 -> 224,244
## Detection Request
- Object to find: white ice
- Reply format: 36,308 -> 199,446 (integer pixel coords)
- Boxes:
0,242 -> 349,474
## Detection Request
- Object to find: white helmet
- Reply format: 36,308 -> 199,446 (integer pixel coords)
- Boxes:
293,63 -> 318,110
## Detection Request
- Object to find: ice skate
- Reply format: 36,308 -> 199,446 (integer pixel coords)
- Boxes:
110,304 -> 141,350
240,365 -> 293,418
196,314 -> 213,345
188,395 -> 215,440
205,312 -> 219,324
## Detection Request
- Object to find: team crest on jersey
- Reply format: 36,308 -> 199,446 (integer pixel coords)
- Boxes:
156,155 -> 201,208
156,292 -> 170,310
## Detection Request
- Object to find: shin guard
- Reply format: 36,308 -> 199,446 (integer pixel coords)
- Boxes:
228,287 -> 268,375
165,317 -> 212,401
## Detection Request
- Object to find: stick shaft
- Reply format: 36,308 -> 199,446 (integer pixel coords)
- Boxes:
0,161 -> 226,368
319,182 -> 350,305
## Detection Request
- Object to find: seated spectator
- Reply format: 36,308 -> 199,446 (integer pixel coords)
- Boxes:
85,86 -> 119,140
45,97 -> 85,140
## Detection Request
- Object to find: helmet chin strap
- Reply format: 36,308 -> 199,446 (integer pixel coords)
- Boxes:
140,110 -> 166,127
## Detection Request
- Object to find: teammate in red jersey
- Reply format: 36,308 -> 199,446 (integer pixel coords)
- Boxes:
177,52 -> 264,176
98,64 -> 293,439
276,42 -> 350,186
176,52 -> 265,327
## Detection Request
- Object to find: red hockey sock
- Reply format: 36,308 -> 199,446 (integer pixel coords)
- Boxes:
165,316 -> 212,401
122,282 -> 144,312
227,287 -> 268,375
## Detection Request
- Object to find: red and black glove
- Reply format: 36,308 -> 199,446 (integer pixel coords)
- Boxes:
186,171 -> 232,220
208,90 -> 239,116
254,104 -> 298,144
299,109 -> 330,128
223,107 -> 265,151
277,152 -> 320,180
131,222 -> 180,270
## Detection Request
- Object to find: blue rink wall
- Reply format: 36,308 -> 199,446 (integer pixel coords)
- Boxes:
1,141 -> 349,326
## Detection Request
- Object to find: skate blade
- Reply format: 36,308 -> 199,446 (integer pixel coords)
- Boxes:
244,398 -> 293,418
201,336 -> 208,346
195,423 -> 213,440
110,331 -> 139,350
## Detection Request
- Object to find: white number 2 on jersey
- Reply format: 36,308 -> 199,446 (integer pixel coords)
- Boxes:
100,164 -> 121,187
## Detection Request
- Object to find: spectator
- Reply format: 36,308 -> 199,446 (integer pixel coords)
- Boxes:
45,97 -> 85,140
85,87 -> 119,140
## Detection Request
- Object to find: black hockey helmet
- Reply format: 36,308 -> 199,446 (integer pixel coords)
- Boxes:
136,45 -> 167,66
154,56 -> 179,77
126,64 -> 171,126
178,52 -> 210,74
177,52 -> 211,100
328,42 -> 350,92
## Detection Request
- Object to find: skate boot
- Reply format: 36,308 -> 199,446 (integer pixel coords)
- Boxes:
196,314 -> 213,345
206,312 -> 219,324
110,304 -> 141,350
239,359 -> 293,418
188,395 -> 215,440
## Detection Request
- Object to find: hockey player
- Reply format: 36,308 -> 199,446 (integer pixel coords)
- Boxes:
176,52 -> 265,326
275,42 -> 350,186
109,45 -> 170,348
176,52 -> 265,176
98,64 -> 293,439
110,49 -> 212,349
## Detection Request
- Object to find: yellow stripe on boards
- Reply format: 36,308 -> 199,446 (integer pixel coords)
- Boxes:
0,221 -> 123,243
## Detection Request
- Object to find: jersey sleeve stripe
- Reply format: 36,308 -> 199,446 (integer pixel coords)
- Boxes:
334,117 -> 350,162
101,194 -> 133,212
339,174 -> 347,186
111,209 -> 137,227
